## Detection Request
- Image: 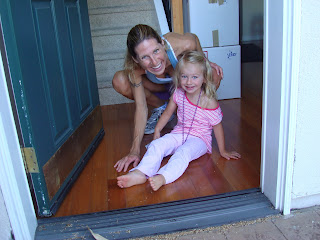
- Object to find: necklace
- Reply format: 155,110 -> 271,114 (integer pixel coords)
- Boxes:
182,89 -> 202,144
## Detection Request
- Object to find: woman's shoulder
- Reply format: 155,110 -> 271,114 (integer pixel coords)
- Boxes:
130,67 -> 146,83
164,32 -> 195,42
163,32 -> 197,55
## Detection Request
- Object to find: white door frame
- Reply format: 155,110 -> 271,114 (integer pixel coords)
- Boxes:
260,0 -> 300,215
0,0 -> 301,238
0,35 -> 37,239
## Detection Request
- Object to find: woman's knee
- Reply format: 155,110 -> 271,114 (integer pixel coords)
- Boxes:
112,71 -> 133,99
112,71 -> 126,92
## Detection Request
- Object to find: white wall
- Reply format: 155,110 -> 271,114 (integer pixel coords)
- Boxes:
240,0 -> 264,42
291,0 -> 320,208
0,189 -> 12,240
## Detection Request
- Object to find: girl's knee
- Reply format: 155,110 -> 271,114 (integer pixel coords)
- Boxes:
148,135 -> 177,155
149,138 -> 164,148
175,146 -> 203,162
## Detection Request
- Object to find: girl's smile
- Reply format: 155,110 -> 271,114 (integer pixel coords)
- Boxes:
179,62 -> 205,98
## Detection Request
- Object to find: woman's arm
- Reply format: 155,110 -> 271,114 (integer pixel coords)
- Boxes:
213,122 -> 241,160
153,97 -> 177,140
130,76 -> 148,155
114,70 -> 148,172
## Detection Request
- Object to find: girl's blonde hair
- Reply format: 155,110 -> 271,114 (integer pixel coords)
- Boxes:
124,24 -> 163,83
173,51 -> 217,99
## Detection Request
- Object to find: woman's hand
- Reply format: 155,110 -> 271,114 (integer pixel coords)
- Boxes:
114,153 -> 140,172
210,62 -> 224,79
220,150 -> 241,160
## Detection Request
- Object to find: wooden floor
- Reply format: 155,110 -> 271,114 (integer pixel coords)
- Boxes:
53,62 -> 263,218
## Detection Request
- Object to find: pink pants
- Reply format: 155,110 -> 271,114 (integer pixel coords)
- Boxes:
132,133 -> 207,184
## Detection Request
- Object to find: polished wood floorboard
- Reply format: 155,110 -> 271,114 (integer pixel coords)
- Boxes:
53,62 -> 263,217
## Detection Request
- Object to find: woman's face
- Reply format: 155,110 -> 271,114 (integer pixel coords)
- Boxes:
133,38 -> 167,76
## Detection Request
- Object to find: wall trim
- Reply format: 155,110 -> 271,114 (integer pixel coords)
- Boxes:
260,0 -> 269,201
261,0 -> 300,214
281,0 -> 301,215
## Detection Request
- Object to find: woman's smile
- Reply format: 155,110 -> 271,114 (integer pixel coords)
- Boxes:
151,62 -> 163,71
134,38 -> 167,75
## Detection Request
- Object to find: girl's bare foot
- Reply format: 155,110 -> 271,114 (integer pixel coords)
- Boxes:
149,174 -> 166,191
117,170 -> 146,188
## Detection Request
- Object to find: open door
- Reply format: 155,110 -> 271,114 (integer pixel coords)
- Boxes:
0,0 -> 103,217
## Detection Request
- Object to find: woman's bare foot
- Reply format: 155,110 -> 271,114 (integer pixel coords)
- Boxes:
117,170 -> 147,188
149,174 -> 166,191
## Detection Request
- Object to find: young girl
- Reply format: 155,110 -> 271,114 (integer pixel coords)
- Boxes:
117,51 -> 240,191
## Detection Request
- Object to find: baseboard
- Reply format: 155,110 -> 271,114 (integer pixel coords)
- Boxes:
291,193 -> 320,210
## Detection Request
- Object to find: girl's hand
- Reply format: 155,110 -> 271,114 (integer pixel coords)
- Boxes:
210,62 -> 224,79
220,151 -> 241,160
153,130 -> 160,140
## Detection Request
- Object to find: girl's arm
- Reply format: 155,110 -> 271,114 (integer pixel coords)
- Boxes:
153,96 -> 177,140
213,122 -> 241,160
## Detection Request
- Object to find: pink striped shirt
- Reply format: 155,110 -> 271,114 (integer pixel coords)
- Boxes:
171,88 -> 223,153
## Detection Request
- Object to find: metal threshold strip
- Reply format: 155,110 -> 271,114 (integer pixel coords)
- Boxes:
36,188 -> 279,239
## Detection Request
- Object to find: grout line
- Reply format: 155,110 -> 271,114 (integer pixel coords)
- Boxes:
271,218 -> 290,240
89,9 -> 154,16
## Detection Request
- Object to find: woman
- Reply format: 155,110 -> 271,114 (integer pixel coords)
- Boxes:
113,24 -> 223,172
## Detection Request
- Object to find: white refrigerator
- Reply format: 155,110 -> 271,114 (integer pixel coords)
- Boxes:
183,0 -> 241,100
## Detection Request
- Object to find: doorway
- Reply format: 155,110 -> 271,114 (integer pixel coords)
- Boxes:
1,0 -> 297,238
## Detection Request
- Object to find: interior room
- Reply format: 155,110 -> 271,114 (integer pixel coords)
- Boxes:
50,0 -> 264,217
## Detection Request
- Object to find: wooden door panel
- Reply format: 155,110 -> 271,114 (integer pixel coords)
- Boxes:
65,1 -> 92,118
1,0 -> 102,216
43,106 -> 102,201
32,1 -> 73,146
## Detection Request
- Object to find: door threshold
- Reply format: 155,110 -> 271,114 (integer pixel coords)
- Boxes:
35,188 -> 279,239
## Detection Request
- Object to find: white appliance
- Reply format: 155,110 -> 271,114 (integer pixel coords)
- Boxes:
183,0 -> 241,100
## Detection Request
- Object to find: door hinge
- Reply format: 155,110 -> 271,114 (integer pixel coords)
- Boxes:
21,147 -> 39,173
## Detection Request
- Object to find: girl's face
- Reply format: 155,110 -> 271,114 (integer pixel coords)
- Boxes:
133,38 -> 167,76
179,62 -> 205,96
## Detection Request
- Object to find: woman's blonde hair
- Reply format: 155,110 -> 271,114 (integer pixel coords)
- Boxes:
124,24 -> 162,83
173,51 -> 217,99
